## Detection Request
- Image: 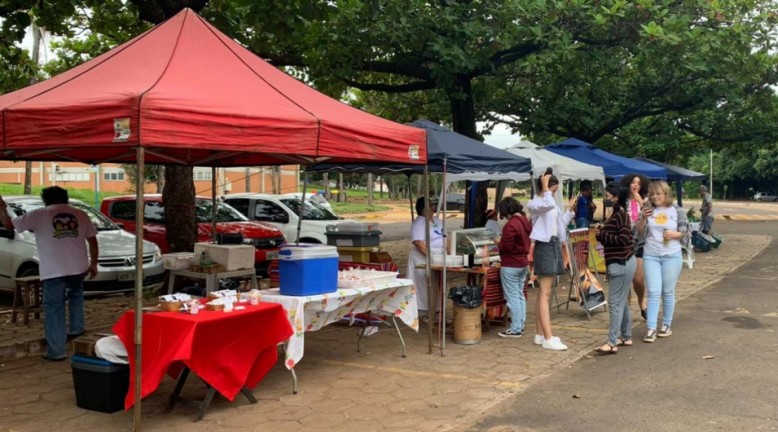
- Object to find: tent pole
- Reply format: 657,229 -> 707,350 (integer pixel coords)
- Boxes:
423,166 -> 434,355
440,159 -> 447,354
133,147 -> 145,432
407,173 -> 414,223
297,171 -> 309,244
211,167 -> 217,242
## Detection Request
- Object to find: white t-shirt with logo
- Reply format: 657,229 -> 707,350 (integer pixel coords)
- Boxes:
12,204 -> 97,280
410,215 -> 446,252
643,206 -> 682,257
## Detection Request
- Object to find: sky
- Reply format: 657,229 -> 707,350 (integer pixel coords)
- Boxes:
480,121 -> 522,149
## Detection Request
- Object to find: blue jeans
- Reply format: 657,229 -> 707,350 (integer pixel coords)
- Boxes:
643,253 -> 682,331
606,257 -> 636,345
42,273 -> 86,358
500,266 -> 529,333
575,218 -> 590,228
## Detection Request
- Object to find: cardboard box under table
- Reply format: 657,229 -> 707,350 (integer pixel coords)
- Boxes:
278,244 -> 338,296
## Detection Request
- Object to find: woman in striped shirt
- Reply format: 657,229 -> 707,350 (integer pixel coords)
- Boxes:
593,182 -> 636,354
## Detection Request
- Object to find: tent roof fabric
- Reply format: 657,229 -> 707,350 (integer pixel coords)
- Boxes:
506,140 -> 605,184
545,138 -> 666,180
308,119 -> 532,175
633,157 -> 706,181
0,8 -> 426,167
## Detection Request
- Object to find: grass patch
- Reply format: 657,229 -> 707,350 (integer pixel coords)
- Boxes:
331,202 -> 391,214
0,183 -> 121,206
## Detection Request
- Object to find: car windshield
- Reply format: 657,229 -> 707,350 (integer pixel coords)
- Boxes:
195,199 -> 249,223
10,200 -> 120,231
279,198 -> 339,221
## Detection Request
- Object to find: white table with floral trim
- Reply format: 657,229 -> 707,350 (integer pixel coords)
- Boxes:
261,278 -> 418,393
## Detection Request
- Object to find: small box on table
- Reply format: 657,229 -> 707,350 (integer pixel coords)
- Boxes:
278,244 -> 338,296
194,243 -> 254,271
162,252 -> 194,270
71,355 -> 129,413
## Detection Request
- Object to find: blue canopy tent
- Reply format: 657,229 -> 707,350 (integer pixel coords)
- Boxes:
545,138 -> 667,180
633,156 -> 706,207
309,119 -> 532,175
309,119 -> 532,353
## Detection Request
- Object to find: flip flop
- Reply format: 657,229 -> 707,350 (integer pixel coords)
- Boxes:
617,338 -> 633,346
594,344 -> 618,355
641,308 -> 647,320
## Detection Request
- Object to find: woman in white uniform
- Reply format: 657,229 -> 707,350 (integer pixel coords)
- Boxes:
406,197 -> 446,315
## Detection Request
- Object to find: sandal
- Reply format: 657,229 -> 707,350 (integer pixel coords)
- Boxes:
617,338 -> 633,346
640,308 -> 647,320
594,344 -> 618,355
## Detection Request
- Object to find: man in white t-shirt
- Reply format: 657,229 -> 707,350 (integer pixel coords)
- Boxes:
0,187 -> 98,361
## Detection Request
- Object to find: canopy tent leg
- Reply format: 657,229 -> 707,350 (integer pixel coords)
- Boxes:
133,147 -> 145,432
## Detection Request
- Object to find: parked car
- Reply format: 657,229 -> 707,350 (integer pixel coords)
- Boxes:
0,196 -> 165,294
284,192 -> 334,212
223,193 -> 357,244
444,193 -> 467,212
753,192 -> 778,202
100,195 -> 285,274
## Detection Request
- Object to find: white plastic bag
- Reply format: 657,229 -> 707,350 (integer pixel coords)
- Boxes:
95,335 -> 129,364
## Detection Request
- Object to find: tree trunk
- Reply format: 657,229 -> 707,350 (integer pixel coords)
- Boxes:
448,76 -> 486,227
163,166 -> 197,253
338,173 -> 345,202
24,25 -> 43,195
156,165 -> 165,193
367,173 -> 374,206
323,173 -> 330,199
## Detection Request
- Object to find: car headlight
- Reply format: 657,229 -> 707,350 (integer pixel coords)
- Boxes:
153,246 -> 162,262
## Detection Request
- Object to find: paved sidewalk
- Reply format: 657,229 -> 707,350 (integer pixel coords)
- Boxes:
0,233 -> 770,432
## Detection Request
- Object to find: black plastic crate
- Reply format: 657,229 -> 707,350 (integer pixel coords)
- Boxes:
71,355 -> 129,413
325,230 -> 382,247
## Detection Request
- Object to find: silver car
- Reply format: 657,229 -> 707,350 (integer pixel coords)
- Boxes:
0,196 -> 165,294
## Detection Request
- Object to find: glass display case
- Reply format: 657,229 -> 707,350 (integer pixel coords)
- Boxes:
449,228 -> 501,267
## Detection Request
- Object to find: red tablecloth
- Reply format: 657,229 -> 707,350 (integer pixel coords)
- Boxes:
113,302 -> 293,409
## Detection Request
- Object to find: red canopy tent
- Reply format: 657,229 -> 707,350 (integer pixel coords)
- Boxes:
0,9 -> 425,167
0,8 -> 426,428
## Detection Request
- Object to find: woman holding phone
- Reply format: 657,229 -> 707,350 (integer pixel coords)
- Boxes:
593,182 -> 635,354
527,168 -> 575,351
638,180 -> 687,343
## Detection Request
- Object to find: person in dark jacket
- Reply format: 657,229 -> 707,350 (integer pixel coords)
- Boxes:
496,197 -> 532,338
593,182 -> 636,354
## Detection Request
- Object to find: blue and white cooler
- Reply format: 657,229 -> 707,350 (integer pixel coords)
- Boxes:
278,244 -> 339,296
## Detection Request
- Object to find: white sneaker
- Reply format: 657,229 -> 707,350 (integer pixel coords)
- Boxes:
542,336 -> 568,351
534,334 -> 545,345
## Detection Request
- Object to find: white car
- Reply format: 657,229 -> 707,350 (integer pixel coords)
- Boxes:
223,193 -> 355,244
0,196 -> 165,294
753,192 -> 778,202
284,192 -> 334,212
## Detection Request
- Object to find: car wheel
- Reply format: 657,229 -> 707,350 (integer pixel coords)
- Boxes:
757,198 -> 763,202
458,204 -> 466,213
17,264 -> 40,279
300,238 -> 322,244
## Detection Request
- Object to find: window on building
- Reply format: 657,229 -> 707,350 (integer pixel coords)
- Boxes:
194,171 -> 213,181
103,172 -> 125,181
49,172 -> 89,182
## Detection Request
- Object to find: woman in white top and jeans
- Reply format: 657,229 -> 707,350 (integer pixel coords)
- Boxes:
637,180 -> 687,343
406,197 -> 445,316
527,170 -> 575,351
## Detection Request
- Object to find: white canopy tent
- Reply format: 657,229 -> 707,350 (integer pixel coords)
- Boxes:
444,140 -> 606,209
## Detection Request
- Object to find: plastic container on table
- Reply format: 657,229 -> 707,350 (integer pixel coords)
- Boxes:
336,246 -> 378,263
163,252 -> 194,270
329,222 -> 380,233
326,230 -> 382,247
71,355 -> 129,413
278,244 -> 339,296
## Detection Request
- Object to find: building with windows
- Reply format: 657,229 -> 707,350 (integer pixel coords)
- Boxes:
0,161 -> 299,196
